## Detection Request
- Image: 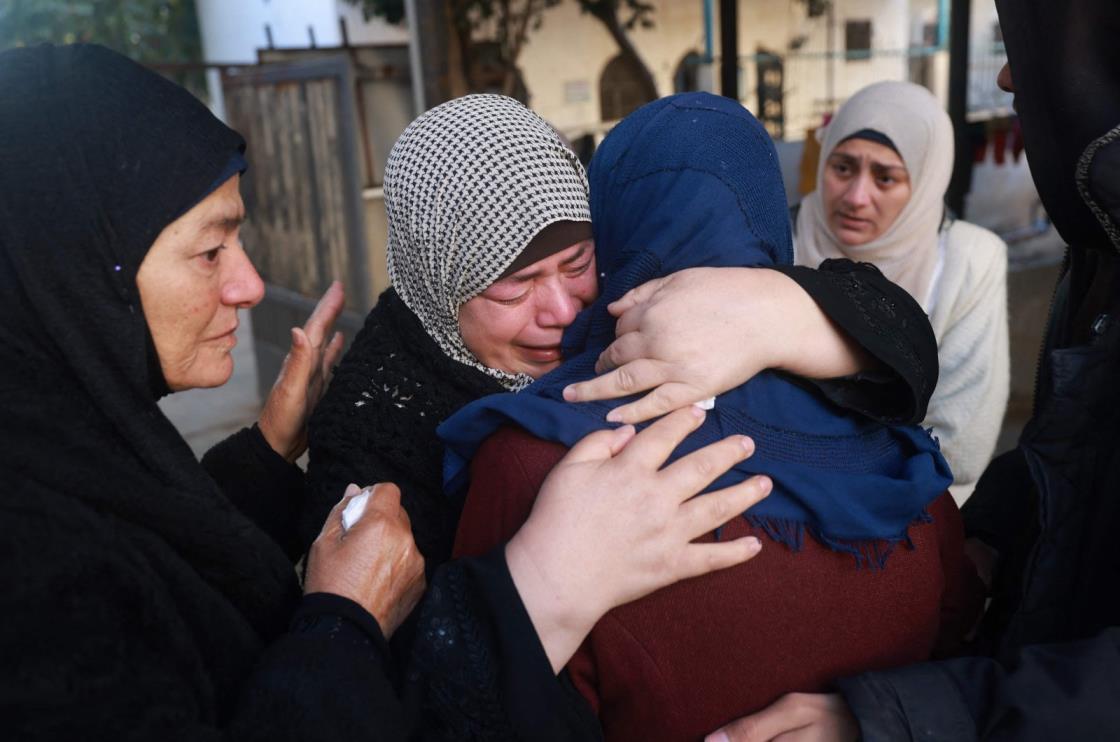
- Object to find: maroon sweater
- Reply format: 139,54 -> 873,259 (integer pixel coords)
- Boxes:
454,426 -> 985,742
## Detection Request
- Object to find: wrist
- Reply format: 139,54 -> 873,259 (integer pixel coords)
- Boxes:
257,416 -> 301,463
505,531 -> 603,672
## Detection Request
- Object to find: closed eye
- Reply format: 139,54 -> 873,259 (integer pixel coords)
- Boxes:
494,290 -> 530,306
566,260 -> 593,277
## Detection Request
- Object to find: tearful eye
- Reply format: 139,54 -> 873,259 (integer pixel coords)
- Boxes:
494,291 -> 529,306
567,260 -> 593,277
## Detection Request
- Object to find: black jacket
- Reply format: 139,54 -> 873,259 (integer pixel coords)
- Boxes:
838,1 -> 1120,737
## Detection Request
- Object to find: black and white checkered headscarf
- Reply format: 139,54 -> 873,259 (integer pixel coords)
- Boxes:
385,94 -> 591,391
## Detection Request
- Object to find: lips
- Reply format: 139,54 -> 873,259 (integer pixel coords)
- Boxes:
835,213 -> 871,229
520,344 -> 562,363
209,324 -> 239,345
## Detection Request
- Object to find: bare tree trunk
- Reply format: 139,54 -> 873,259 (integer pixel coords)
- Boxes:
584,1 -> 658,101
411,0 -> 468,106
502,0 -> 537,97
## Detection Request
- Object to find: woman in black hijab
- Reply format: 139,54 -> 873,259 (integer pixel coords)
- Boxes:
0,43 -> 428,739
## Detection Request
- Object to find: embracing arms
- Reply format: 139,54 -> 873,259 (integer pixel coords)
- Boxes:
565,260 -> 938,425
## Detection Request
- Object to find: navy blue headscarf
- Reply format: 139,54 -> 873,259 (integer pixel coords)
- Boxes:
440,93 -> 951,564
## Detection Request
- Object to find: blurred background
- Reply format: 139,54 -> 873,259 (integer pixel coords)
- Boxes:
0,0 -> 1059,455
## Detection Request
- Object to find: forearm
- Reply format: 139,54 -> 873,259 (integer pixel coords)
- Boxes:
406,551 -> 602,740
202,425 -> 305,559
759,269 -> 873,379
771,260 -> 939,424
235,593 -> 407,740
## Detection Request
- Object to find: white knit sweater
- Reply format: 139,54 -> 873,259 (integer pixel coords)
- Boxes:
924,220 -> 1010,504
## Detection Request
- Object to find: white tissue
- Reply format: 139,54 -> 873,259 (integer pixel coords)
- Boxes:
341,488 -> 373,531
694,396 -> 716,410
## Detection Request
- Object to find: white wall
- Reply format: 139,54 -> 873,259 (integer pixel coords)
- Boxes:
196,0 -> 337,63
516,0 -> 706,132
516,0 -> 921,141
336,2 -> 409,45
195,0 -> 405,64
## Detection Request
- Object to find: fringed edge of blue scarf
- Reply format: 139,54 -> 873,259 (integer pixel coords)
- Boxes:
715,509 -> 935,571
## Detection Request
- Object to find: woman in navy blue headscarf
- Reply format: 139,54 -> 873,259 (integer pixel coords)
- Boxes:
443,93 -> 983,741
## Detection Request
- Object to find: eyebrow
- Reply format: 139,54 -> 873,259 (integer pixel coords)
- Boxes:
560,241 -> 592,265
505,241 -> 592,283
200,213 -> 246,233
829,153 -> 907,174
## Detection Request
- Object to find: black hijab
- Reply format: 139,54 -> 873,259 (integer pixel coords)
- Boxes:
0,45 -> 297,640
996,0 -> 1120,251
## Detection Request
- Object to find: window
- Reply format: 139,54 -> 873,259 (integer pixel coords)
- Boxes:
673,51 -> 704,94
845,20 -> 872,57
921,22 -> 939,47
599,54 -> 656,122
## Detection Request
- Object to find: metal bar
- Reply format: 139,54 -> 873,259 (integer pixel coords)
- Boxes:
333,58 -> 374,309
404,0 -> 426,115
938,0 -> 951,48
719,0 -> 738,99
946,0 -> 972,215
298,80 -> 329,289
703,0 -> 714,63
826,0 -> 834,109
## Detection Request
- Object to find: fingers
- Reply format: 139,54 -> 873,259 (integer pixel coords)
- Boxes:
363,482 -> 402,516
566,359 -> 664,403
557,425 -> 637,466
304,280 -> 345,347
317,483 -> 358,542
606,382 -> 706,424
616,406 -> 705,469
679,475 -> 772,540
367,483 -> 414,532
607,276 -> 666,317
593,331 -> 647,375
708,694 -> 831,742
675,537 -> 764,583
281,327 -> 312,386
322,330 -> 345,381
660,435 -> 756,502
771,729 -> 815,742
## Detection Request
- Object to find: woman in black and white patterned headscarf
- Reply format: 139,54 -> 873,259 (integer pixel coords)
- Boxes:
305,95 -> 598,569
386,94 -> 598,391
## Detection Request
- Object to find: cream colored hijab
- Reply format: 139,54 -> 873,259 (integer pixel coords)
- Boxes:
795,81 -> 953,309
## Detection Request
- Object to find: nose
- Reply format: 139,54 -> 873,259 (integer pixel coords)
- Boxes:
997,62 -> 1014,94
537,277 -> 581,328
222,244 -> 266,309
842,173 -> 873,210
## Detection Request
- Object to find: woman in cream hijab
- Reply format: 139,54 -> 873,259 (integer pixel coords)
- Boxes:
796,80 -> 1009,503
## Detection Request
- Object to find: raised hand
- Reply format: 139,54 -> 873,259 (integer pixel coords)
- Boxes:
258,280 -> 346,462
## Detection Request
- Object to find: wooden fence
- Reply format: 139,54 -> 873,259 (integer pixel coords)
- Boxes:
221,51 -> 414,395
